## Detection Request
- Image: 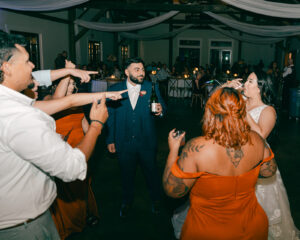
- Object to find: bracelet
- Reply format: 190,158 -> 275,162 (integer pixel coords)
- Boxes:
90,119 -> 105,127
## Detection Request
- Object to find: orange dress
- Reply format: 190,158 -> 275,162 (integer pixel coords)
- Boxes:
51,110 -> 99,240
171,152 -> 274,240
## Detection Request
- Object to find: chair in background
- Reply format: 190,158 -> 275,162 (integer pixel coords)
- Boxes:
190,80 -> 203,108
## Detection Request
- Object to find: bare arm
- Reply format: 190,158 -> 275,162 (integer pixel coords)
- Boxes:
247,106 -> 276,139
50,68 -> 98,83
259,142 -> 277,178
52,77 -> 70,99
33,90 -> 127,115
163,130 -> 199,198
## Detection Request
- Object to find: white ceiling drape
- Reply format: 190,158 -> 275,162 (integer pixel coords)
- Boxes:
0,0 -> 88,11
74,11 -> 179,32
206,11 -> 300,37
209,25 -> 284,45
221,0 -> 300,19
119,24 -> 193,41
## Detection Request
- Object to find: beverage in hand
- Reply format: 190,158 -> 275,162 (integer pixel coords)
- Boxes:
150,82 -> 158,114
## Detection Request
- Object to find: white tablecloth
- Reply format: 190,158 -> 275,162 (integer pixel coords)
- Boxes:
168,78 -> 192,97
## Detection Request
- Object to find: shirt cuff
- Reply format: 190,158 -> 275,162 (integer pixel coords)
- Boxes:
32,70 -> 52,87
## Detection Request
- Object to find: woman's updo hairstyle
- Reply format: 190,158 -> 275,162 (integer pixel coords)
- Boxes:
202,87 -> 251,149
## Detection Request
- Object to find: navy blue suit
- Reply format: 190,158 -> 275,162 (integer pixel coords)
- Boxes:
106,80 -> 166,204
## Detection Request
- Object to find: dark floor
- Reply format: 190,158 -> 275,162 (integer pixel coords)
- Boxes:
68,97 -> 300,240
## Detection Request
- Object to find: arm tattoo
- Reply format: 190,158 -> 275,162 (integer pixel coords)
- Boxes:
226,148 -> 244,168
163,140 -> 204,197
163,166 -> 189,197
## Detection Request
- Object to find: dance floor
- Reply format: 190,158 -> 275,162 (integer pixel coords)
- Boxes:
67,97 -> 300,240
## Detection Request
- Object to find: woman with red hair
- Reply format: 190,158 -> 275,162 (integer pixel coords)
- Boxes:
164,87 -> 276,240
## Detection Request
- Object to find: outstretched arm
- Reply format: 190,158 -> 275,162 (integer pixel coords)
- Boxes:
34,90 -> 127,115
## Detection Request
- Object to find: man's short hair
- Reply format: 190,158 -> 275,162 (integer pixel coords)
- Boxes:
124,57 -> 144,70
0,31 -> 26,83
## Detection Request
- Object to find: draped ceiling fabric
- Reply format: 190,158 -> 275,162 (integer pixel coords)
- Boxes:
119,24 -> 193,41
209,25 -> 284,45
221,0 -> 300,19
205,11 -> 300,37
0,0 -> 88,11
74,11 -> 179,32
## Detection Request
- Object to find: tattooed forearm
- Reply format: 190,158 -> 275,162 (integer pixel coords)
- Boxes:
163,171 -> 189,198
226,148 -> 244,168
259,159 -> 277,178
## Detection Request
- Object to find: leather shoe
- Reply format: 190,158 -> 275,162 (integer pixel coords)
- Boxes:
120,204 -> 131,218
151,201 -> 161,215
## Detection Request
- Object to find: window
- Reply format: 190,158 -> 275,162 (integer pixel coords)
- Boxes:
209,39 -> 233,73
11,31 -> 40,70
88,41 -> 103,65
178,38 -> 201,68
121,45 -> 129,64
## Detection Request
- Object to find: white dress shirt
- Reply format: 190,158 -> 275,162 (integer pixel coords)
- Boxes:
127,80 -> 141,110
32,70 -> 52,87
0,84 -> 87,229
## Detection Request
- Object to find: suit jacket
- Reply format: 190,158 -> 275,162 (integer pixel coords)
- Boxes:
106,80 -> 166,152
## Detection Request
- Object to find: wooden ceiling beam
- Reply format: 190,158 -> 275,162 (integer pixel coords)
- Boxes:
5,9 -> 69,24
74,8 -> 107,42
87,1 -> 238,14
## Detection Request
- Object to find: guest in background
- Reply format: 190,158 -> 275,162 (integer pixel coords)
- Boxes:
55,50 -> 68,69
106,57 -> 167,218
112,64 -> 122,79
282,58 -> 296,111
164,87 -> 276,240
267,61 -> 281,100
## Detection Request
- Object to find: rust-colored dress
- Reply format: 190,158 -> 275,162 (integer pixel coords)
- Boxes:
171,152 -> 274,240
51,109 -> 99,240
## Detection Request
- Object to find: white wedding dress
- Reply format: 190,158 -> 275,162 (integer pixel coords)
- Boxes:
171,105 -> 299,240
250,105 -> 299,240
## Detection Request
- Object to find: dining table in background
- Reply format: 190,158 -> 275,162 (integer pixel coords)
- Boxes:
168,77 -> 193,98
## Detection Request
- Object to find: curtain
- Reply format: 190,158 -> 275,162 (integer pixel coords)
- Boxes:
119,24 -> 193,41
221,0 -> 300,19
74,11 -> 179,32
206,11 -> 300,37
209,25 -> 284,45
0,0 -> 88,11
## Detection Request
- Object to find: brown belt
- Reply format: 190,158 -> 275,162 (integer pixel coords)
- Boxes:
1,211 -> 46,231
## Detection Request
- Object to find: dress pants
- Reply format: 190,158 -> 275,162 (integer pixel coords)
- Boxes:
0,210 -> 60,240
118,141 -> 161,205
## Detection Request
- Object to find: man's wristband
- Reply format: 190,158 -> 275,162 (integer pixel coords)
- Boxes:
90,119 -> 105,127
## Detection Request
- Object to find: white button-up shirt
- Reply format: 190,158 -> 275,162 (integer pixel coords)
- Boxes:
127,80 -> 141,110
0,84 -> 87,229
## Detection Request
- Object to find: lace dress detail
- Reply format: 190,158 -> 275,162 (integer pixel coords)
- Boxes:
250,105 -> 299,240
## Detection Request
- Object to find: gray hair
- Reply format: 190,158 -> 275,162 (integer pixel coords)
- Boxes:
0,31 -> 26,83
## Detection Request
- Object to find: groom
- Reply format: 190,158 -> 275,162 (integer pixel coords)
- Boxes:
106,57 -> 166,218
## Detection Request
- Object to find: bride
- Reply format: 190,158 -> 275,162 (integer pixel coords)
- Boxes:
171,71 -> 299,240
244,71 -> 299,240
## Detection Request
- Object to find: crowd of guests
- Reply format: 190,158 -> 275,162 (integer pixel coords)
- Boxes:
0,31 -> 299,240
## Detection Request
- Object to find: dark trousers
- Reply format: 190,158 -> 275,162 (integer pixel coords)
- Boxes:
118,143 -> 161,205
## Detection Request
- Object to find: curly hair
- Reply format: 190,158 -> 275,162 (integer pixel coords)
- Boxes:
202,87 -> 251,149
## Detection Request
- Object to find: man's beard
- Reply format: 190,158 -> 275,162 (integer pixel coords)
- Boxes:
129,74 -> 144,84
